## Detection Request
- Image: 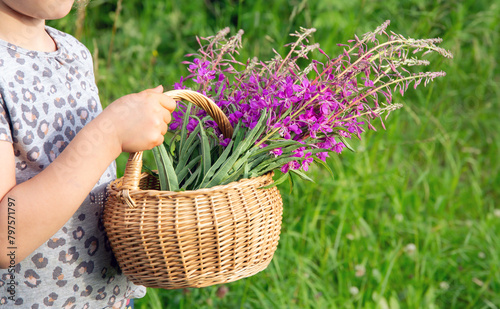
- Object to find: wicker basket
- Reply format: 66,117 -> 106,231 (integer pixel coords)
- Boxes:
103,90 -> 283,289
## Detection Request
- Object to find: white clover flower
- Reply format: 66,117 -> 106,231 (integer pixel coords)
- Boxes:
439,281 -> 450,290
404,243 -> 417,255
355,264 -> 366,277
494,209 -> 500,218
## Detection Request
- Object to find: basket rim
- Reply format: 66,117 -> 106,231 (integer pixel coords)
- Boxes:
108,171 -> 275,198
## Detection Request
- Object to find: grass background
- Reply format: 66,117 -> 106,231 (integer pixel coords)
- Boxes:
50,0 -> 500,308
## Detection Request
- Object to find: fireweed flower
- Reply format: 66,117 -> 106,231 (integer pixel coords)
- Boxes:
301,152 -> 314,171
270,148 -> 283,157
161,21 -> 451,190
281,160 -> 301,174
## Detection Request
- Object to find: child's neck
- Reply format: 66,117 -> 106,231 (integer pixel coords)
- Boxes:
0,2 -> 57,52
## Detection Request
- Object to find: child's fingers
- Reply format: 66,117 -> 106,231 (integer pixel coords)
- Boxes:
158,94 -> 177,113
138,87 -> 176,112
159,111 -> 172,135
145,85 -> 164,93
160,121 -> 169,135
140,85 -> 164,97
163,110 -> 172,125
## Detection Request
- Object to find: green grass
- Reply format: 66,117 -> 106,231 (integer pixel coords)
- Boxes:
50,0 -> 500,307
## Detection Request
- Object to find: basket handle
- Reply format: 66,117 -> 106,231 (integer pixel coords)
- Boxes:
120,89 -> 233,192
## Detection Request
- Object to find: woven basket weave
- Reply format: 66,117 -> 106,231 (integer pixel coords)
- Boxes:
103,90 -> 283,289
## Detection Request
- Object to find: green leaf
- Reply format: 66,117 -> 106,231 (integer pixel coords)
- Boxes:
206,149 -> 253,188
220,166 -> 246,185
202,151 -> 241,188
190,116 -> 212,187
161,145 -> 180,191
204,111 -> 269,188
226,148 -> 257,179
251,156 -> 298,176
152,147 -> 167,190
176,154 -> 202,184
253,148 -> 328,176
247,154 -> 271,178
231,121 -> 245,148
313,155 -> 334,178
290,169 -> 315,182
142,164 -> 158,178
243,160 -> 250,179
260,172 -> 289,189
338,135 -> 356,152
221,111 -> 269,171
181,167 -> 201,190
276,105 -> 294,123
168,137 -> 178,156
175,125 -> 201,174
237,109 -> 269,153
198,139 -> 234,187
249,140 -> 302,158
152,144 -> 179,191
178,102 -> 193,155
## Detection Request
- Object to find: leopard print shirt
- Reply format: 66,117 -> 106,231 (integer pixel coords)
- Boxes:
0,26 -> 146,308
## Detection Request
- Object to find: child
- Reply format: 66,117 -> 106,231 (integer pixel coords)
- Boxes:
0,0 -> 176,307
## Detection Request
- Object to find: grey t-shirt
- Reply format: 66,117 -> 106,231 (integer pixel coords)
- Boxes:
0,26 -> 145,308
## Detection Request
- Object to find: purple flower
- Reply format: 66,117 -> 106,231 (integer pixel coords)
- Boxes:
164,23 -> 450,186
169,122 -> 180,131
270,148 -> 283,157
188,58 -> 217,85
279,127 -> 292,140
186,118 -> 198,132
333,142 -> 344,153
318,136 -> 336,149
219,136 -> 231,147
174,76 -> 186,90
302,152 -> 314,171
345,119 -> 365,138
288,124 -> 301,135
281,160 -> 301,173
316,152 -> 329,162
278,116 -> 302,139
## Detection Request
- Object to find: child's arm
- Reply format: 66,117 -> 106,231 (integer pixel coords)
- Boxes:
0,86 -> 175,268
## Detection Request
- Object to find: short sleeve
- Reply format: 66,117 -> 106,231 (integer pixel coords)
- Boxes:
0,93 -> 13,143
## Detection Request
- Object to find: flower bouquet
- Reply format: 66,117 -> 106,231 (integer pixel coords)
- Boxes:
152,20 -> 452,191
104,21 -> 451,290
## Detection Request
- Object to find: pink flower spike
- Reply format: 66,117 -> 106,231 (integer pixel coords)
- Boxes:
302,156 -> 314,171
316,152 -> 329,162
163,21 -> 452,190
270,148 -> 283,158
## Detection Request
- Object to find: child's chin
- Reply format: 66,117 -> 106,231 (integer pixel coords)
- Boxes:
34,0 -> 75,20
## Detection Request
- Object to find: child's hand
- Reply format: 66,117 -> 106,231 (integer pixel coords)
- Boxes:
101,85 -> 177,153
